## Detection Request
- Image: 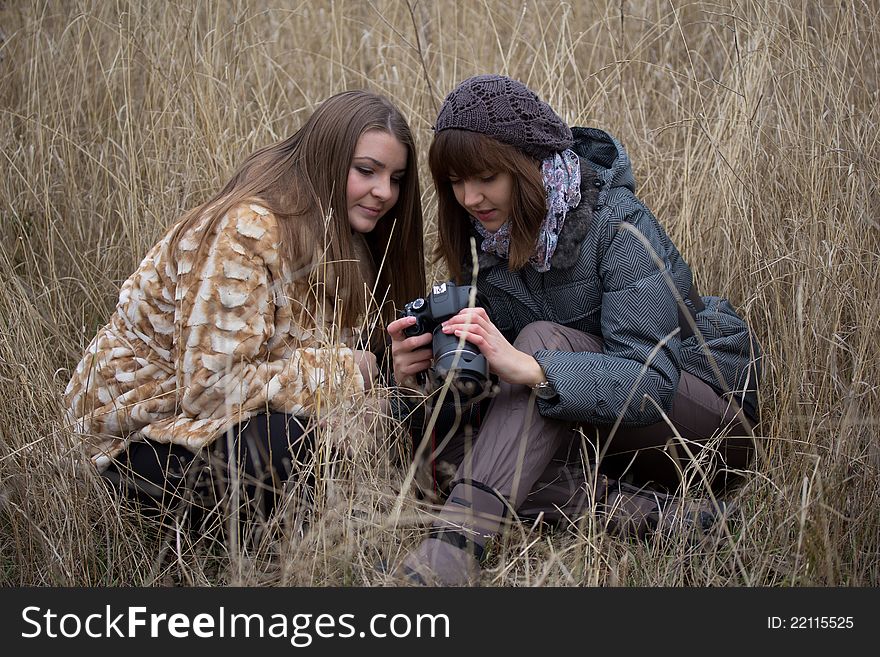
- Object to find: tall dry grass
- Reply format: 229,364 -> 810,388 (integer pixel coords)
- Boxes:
0,0 -> 877,586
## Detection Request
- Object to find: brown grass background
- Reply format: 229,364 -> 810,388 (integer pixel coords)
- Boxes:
0,0 -> 878,586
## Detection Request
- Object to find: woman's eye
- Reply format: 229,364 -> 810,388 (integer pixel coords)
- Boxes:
356,166 -> 373,176
480,174 -> 497,183
391,175 -> 403,185
448,177 -> 461,185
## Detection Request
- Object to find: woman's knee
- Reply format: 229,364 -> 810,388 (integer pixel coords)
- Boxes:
513,321 -> 561,352
228,413 -> 312,482
513,321 -> 603,353
103,440 -> 204,512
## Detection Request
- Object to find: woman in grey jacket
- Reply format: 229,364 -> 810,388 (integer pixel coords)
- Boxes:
387,75 -> 761,585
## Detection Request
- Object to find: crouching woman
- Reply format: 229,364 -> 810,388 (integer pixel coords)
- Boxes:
388,75 -> 761,585
65,90 -> 425,531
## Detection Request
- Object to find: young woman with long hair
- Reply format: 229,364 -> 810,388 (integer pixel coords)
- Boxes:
65,90 -> 425,530
388,75 -> 761,585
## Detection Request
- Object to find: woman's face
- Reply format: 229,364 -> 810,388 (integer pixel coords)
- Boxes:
449,171 -> 513,233
346,129 -> 408,234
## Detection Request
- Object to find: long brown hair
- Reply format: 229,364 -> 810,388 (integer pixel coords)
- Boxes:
428,129 -> 545,282
170,90 -> 425,328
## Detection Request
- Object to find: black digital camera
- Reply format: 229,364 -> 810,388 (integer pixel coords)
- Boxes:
402,281 -> 490,399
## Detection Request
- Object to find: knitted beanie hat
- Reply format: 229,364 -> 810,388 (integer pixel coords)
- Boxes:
434,74 -> 573,160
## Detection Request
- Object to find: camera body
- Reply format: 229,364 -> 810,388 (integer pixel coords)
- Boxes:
402,281 -> 490,398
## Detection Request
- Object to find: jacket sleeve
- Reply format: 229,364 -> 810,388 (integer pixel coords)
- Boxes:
175,204 -> 365,422
679,295 -> 762,422
533,204 -> 682,425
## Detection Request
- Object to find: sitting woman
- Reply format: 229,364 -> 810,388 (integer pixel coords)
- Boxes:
388,75 -> 761,584
65,90 -> 425,532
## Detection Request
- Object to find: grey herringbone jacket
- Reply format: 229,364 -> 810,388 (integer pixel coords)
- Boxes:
467,127 -> 761,426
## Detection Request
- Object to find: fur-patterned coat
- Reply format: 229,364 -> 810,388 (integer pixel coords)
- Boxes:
65,201 -> 371,470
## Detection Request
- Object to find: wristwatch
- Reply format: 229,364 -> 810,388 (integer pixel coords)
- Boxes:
531,379 -> 558,400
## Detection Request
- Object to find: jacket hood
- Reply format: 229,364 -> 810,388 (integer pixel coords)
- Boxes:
571,127 -> 636,202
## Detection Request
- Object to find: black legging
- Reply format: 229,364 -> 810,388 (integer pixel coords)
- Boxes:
103,413 -> 314,527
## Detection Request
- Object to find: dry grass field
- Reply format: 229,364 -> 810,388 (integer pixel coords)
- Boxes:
0,0 -> 878,586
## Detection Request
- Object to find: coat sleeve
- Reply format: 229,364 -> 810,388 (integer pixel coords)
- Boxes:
175,205 -> 365,422
533,203 -> 682,425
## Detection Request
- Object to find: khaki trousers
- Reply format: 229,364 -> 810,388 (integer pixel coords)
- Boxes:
427,321 -> 756,522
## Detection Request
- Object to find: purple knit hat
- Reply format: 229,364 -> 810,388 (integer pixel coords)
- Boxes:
433,74 -> 573,160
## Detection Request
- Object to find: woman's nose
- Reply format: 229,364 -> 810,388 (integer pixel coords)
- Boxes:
462,181 -> 482,207
372,176 -> 392,201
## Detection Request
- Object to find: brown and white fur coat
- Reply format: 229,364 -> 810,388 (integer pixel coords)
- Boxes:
65,201 -> 374,470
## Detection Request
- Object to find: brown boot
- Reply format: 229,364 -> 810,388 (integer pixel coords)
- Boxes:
600,477 -> 732,542
401,480 -> 509,586
598,478 -> 665,539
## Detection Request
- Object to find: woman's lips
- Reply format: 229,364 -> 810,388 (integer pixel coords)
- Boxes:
474,209 -> 495,221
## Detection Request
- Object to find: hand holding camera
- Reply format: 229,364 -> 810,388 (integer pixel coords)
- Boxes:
391,281 -> 491,401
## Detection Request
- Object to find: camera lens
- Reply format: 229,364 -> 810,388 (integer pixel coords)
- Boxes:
431,329 -> 489,399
